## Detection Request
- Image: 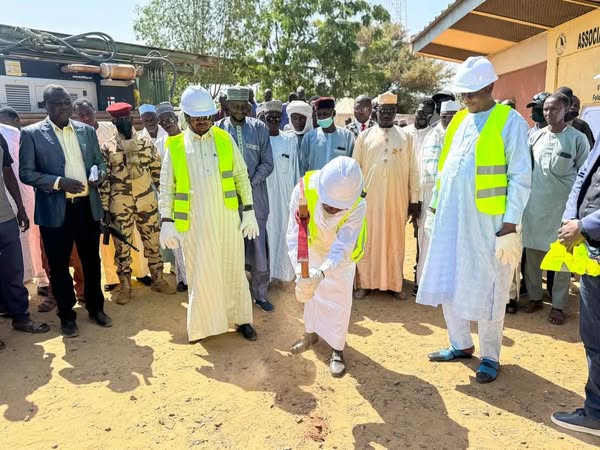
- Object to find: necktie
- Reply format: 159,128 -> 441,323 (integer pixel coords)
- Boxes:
361,123 -> 366,131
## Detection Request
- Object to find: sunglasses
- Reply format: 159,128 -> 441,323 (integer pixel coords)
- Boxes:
266,115 -> 281,123
458,88 -> 484,100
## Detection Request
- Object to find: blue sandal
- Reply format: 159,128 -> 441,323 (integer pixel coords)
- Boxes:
476,358 -> 499,383
428,346 -> 473,362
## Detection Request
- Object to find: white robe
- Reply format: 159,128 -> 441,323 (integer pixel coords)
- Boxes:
405,124 -> 431,201
139,126 -> 168,145
417,107 -> 531,322
159,128 -> 253,341
286,172 -> 367,350
155,133 -> 187,284
2,124 -> 46,283
266,132 -> 299,282
416,124 -> 445,284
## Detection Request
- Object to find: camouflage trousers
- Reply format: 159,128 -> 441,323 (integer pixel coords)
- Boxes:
109,194 -> 163,276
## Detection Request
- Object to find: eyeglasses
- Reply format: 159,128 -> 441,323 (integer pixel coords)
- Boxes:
191,116 -> 213,121
378,107 -> 396,115
354,105 -> 371,112
265,115 -> 281,123
159,116 -> 178,126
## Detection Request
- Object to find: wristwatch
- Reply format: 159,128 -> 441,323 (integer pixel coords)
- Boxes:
243,205 -> 254,212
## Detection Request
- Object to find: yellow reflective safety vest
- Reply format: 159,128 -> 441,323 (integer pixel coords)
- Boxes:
167,128 -> 239,232
437,104 -> 511,215
303,171 -> 367,262
541,240 -> 600,276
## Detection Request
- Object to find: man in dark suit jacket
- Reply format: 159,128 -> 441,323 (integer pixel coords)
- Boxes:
345,95 -> 375,137
19,84 -> 112,337
551,145 -> 600,436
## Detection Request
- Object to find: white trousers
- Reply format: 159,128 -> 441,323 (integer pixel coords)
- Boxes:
442,303 -> 505,362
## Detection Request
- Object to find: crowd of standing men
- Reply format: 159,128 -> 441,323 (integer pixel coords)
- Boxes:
1,55 -> 599,436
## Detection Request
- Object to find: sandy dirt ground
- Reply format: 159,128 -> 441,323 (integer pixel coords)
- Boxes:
1,232 -> 599,449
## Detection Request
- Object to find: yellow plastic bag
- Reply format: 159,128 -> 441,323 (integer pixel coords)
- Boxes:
541,240 -> 600,276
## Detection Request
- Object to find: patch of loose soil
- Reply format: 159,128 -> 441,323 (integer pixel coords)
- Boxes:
1,232 -> 598,449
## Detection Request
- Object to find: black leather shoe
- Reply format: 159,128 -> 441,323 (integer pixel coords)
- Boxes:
236,323 -> 257,341
177,282 -> 188,292
61,320 -> 79,338
136,275 -> 152,286
89,311 -> 113,328
104,283 -> 119,292
506,299 -> 518,314
37,286 -> 49,297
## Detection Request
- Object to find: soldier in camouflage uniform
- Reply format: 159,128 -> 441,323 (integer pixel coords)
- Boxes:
100,102 -> 175,304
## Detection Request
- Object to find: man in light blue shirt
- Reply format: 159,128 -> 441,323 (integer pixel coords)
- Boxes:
299,97 -> 354,176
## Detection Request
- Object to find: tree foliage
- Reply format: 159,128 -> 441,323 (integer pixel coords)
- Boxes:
133,0 -> 260,96
254,0 -> 390,99
355,22 -> 453,112
133,0 -> 451,109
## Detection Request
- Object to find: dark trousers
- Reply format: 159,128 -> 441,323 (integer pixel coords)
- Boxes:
0,219 -> 30,322
245,218 -> 270,301
39,198 -> 104,322
580,274 -> 600,419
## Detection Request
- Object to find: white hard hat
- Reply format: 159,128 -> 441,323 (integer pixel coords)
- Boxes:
450,56 -> 498,93
317,156 -> 364,210
180,85 -> 217,117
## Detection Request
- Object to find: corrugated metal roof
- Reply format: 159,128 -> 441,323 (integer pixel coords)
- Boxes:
475,0 -> 594,28
411,0 -> 600,61
452,13 -> 541,42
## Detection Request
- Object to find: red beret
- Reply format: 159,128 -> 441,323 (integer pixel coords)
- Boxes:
106,102 -> 132,118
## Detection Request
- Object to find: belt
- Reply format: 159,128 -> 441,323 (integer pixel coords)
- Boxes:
66,196 -> 88,204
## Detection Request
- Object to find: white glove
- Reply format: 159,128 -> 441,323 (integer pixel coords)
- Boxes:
294,268 -> 324,303
160,221 -> 181,250
240,210 -> 260,240
424,209 -> 435,239
495,232 -> 522,267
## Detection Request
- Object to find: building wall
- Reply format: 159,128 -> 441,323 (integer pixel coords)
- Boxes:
493,62 -> 547,127
489,32 -> 548,76
546,9 -> 600,109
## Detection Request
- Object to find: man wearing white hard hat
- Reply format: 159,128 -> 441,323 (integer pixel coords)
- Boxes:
417,56 -> 531,383
415,100 -> 460,289
158,86 -> 260,342
286,156 -> 367,377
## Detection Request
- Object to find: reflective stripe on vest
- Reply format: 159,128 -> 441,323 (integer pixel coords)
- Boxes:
302,171 -> 367,263
167,128 -> 239,233
437,104 -> 511,215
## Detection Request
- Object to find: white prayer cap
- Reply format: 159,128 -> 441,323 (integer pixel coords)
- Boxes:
450,56 -> 498,93
264,100 -> 283,113
156,102 -> 175,116
286,100 -> 313,135
139,104 -> 156,115
440,100 -> 460,113
318,156 -> 364,210
227,86 -> 250,101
